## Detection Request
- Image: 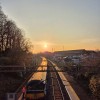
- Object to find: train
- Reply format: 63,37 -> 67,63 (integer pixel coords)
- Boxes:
25,57 -> 47,100
25,79 -> 46,100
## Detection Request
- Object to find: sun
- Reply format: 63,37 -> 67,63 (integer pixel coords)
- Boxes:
44,43 -> 48,48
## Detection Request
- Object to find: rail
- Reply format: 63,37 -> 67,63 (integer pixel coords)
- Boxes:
49,60 -> 80,100
51,71 -> 64,100
46,61 -> 67,100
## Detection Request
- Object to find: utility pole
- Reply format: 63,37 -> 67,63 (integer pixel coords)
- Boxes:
33,45 -> 34,54
52,48 -> 53,52
63,46 -> 64,51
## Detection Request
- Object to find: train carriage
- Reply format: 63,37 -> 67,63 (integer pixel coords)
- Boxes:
25,80 -> 46,100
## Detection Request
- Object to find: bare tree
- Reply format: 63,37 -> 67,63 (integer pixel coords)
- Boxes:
0,5 -> 33,66
0,6 -> 7,52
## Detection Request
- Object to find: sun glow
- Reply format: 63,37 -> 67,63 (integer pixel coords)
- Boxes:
44,43 -> 48,48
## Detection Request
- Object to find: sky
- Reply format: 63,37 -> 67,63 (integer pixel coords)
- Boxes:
0,0 -> 100,53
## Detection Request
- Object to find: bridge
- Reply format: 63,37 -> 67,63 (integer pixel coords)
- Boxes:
0,65 -> 66,72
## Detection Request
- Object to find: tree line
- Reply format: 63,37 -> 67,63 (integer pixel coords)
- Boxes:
0,6 -> 32,65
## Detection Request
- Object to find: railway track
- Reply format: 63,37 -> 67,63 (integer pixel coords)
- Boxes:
51,69 -> 64,100
46,61 -> 70,100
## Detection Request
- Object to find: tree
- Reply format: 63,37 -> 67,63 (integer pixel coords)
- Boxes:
0,5 -> 33,66
89,75 -> 100,99
0,6 -> 7,52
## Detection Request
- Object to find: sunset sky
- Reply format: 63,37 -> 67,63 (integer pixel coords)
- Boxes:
1,0 -> 100,53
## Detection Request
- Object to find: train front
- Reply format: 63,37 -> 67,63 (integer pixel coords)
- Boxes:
25,57 -> 47,100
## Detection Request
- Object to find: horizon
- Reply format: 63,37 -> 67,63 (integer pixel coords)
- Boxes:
35,49 -> 99,54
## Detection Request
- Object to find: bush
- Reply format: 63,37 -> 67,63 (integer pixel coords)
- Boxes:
89,75 -> 100,99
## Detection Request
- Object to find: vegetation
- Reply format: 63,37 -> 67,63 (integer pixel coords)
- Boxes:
89,75 -> 100,99
64,53 -> 100,100
0,6 -> 35,99
0,6 -> 33,66
52,50 -> 100,100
